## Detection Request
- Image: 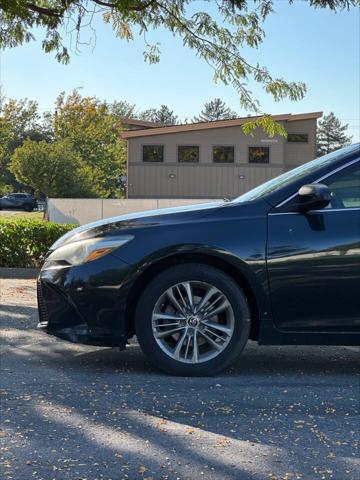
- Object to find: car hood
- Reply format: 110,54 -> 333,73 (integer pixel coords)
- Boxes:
51,201 -> 225,250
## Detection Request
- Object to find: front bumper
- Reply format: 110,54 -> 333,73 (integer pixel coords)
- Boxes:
37,254 -> 133,348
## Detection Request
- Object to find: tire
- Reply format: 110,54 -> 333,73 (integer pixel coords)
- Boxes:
23,204 -> 33,212
135,263 -> 251,376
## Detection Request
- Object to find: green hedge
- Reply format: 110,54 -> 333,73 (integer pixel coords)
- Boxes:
0,219 -> 75,268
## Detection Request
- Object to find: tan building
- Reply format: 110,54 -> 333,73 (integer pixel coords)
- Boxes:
121,112 -> 322,199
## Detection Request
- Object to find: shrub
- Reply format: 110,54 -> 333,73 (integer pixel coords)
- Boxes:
0,219 -> 75,268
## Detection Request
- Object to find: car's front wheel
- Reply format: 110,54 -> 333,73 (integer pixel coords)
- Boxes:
135,264 -> 251,376
23,204 -> 34,212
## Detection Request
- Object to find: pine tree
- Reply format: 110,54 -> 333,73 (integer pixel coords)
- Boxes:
110,100 -> 137,119
140,105 -> 178,125
317,112 -> 352,156
193,98 -> 237,122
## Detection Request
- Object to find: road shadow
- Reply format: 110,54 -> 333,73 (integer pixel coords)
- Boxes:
6,327 -> 360,379
2,334 -> 359,480
0,304 -> 38,315
3,323 -> 359,479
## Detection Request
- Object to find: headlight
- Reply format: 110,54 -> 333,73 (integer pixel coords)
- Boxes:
43,236 -> 133,268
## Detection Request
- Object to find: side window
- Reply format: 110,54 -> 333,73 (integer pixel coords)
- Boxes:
287,133 -> 309,143
249,146 -> 270,164
143,145 -> 164,163
213,146 -> 234,163
178,146 -> 199,163
323,162 -> 360,209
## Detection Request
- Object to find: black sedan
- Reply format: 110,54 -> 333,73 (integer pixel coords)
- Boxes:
0,192 -> 37,211
38,144 -> 360,376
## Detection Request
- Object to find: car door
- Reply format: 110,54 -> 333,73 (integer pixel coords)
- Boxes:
267,160 -> 360,331
16,194 -> 27,208
12,194 -> 24,208
5,194 -> 21,208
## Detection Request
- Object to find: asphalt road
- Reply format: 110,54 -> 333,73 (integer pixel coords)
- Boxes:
1,278 -> 359,480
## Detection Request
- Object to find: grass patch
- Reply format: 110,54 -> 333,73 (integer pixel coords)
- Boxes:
0,211 -> 44,221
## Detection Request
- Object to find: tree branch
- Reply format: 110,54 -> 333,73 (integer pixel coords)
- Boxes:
26,3 -> 62,18
25,1 -> 157,19
92,0 -> 157,11
92,0 -> 118,7
157,2 -> 268,81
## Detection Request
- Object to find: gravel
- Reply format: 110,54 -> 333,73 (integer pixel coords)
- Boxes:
1,278 -> 359,480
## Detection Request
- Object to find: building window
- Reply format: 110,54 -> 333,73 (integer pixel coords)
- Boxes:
178,146 -> 199,163
248,146 -> 270,164
287,133 -> 309,143
143,145 -> 164,162
213,146 -> 234,163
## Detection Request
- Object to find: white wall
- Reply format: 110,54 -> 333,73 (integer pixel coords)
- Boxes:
47,198 -> 214,225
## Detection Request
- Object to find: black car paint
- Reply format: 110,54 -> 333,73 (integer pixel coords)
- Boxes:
267,208 -> 360,330
38,146 -> 360,348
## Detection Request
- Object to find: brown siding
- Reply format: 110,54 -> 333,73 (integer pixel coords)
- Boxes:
128,125 -> 284,164
128,163 -> 286,199
284,119 -> 317,167
127,119 -> 317,198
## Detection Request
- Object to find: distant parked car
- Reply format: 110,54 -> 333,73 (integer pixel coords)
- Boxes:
0,193 -> 37,212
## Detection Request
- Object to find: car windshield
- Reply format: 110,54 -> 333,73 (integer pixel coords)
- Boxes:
233,144 -> 360,203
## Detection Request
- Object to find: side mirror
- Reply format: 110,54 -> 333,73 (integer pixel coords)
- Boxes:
295,183 -> 332,213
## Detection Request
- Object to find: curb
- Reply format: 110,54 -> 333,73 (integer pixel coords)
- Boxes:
0,268 -> 40,279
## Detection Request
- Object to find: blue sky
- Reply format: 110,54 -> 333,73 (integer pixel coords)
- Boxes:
1,1 -> 359,140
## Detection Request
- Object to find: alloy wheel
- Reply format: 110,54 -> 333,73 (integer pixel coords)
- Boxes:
151,281 -> 235,364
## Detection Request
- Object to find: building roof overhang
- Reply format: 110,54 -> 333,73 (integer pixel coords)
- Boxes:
121,112 -> 322,139
121,117 -> 165,128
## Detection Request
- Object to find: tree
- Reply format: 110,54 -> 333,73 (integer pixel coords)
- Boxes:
193,98 -> 237,122
53,90 -> 126,197
0,1 -> 356,135
140,105 -> 178,125
317,112 -> 352,156
110,100 -> 137,119
0,96 -> 50,191
1,91 -> 127,198
10,139 -> 96,197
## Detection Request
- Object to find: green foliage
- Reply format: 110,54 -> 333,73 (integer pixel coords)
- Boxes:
110,100 -> 137,119
140,105 -> 178,125
53,90 -> 126,197
1,91 -> 127,198
0,95 -> 50,189
9,138 -> 97,197
194,98 -> 237,122
1,1 -> 357,113
0,218 -> 74,267
242,114 -> 287,138
0,183 -> 12,195
317,112 -> 352,156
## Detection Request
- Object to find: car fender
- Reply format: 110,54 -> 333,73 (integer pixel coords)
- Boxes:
123,242 -> 271,325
